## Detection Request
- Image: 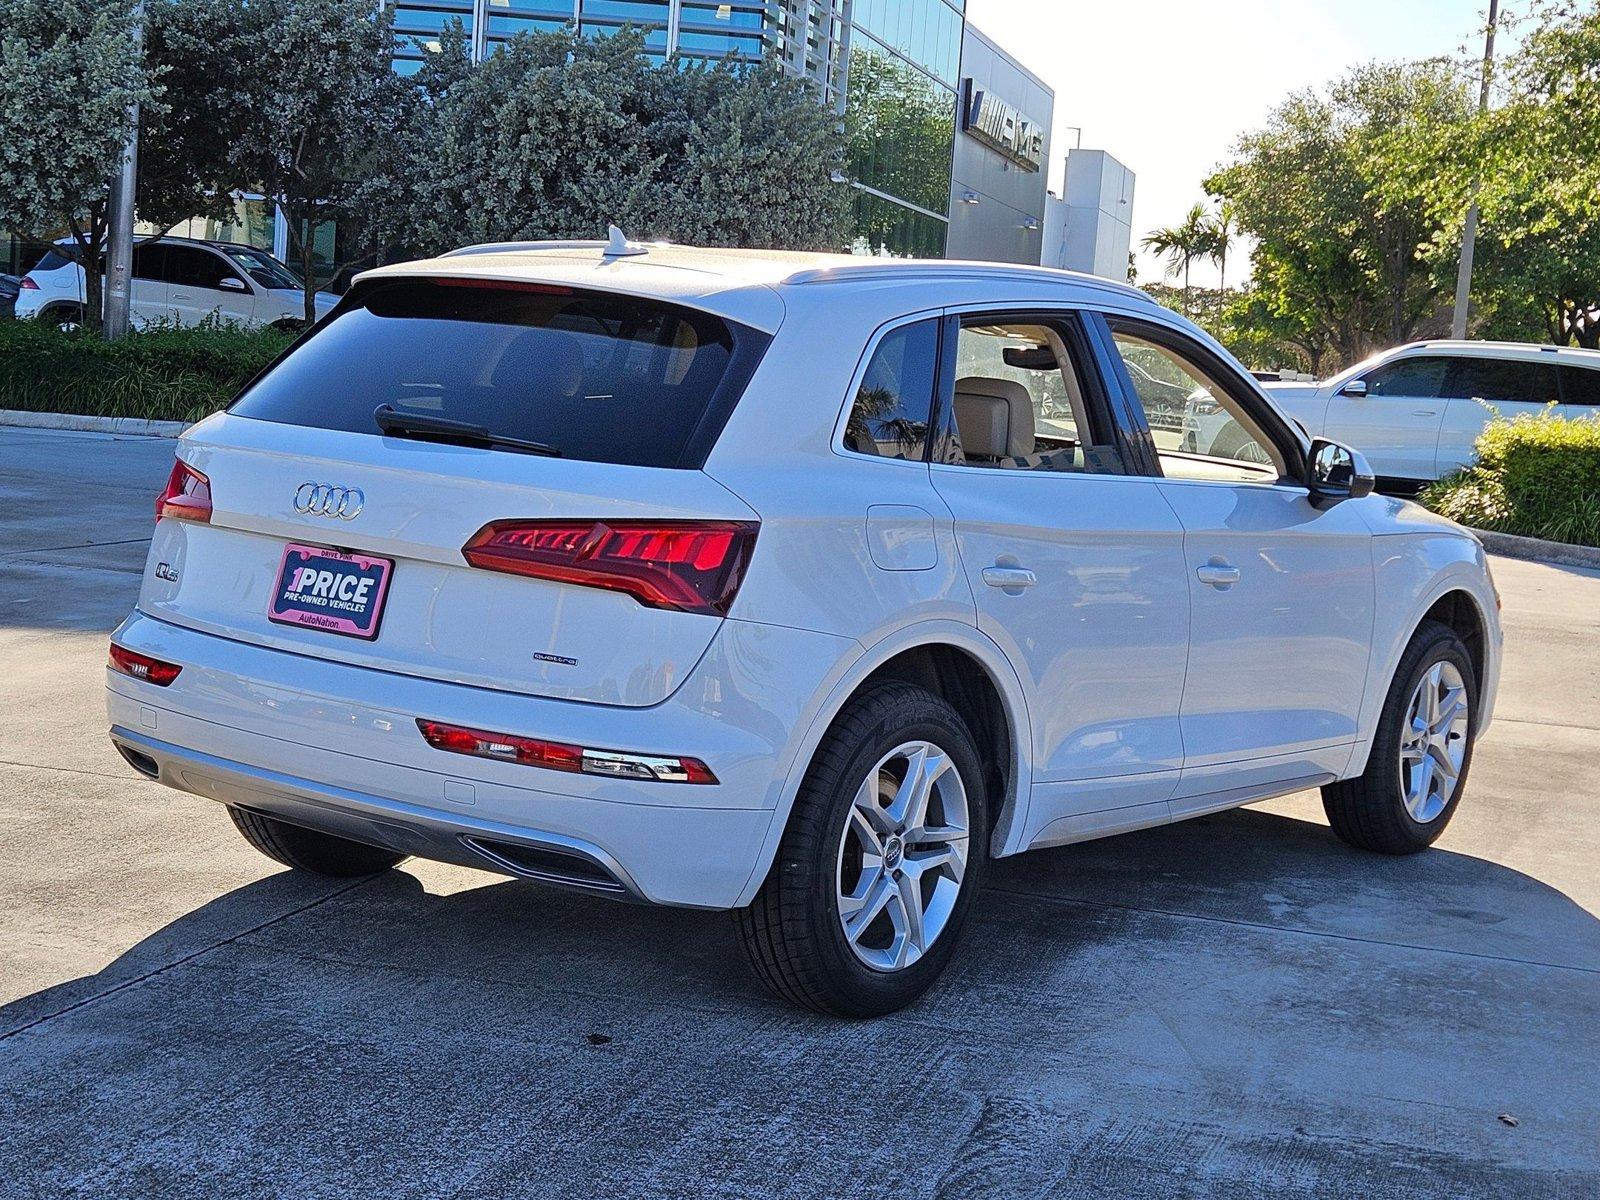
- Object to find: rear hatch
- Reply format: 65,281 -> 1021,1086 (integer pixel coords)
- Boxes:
139,275 -> 769,707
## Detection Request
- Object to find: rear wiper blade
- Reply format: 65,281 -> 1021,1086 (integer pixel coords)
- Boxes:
374,405 -> 561,457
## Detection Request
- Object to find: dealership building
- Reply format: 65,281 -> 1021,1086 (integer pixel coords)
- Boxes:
383,0 -> 1057,262
4,2 -> 1098,279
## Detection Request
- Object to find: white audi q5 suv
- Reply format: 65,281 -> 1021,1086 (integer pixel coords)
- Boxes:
108,239 -> 1502,1016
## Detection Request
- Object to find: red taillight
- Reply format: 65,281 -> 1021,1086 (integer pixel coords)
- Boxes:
156,458 -> 212,523
461,520 -> 758,616
19,276 -> 38,290
416,719 -> 717,784
108,644 -> 181,686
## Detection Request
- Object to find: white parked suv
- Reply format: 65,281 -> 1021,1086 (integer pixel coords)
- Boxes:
1265,340 -> 1600,485
107,241 -> 1502,1016
15,236 -> 337,330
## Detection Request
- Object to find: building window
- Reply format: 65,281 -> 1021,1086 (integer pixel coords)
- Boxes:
846,42 -> 957,219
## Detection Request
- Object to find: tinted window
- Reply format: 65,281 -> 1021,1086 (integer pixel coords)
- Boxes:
1443,357 -> 1560,404
230,278 -> 761,469
1559,365 -> 1600,406
165,246 -> 240,290
32,248 -> 81,272
131,242 -> 168,283
843,320 -> 938,460
1363,356 -> 1450,398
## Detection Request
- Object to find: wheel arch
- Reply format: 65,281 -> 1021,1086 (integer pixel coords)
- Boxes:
1354,542 -> 1501,775
732,620 -> 1034,908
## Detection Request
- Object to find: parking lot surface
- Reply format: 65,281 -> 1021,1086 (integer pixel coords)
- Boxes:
2,426 -> 1597,1198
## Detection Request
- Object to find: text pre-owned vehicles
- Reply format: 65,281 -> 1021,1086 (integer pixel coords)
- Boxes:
107,240 -> 1502,1016
15,236 -> 337,331
1265,340 -> 1600,486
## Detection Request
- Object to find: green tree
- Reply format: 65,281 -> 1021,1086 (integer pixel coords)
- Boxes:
374,26 -> 847,256
1393,2 -> 1600,346
1206,199 -> 1235,305
230,0 -> 408,322
139,0 -> 259,235
1209,60 -> 1473,370
0,0 -> 153,332
1142,203 -> 1214,313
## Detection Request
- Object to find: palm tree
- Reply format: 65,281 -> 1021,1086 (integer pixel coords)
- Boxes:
1142,203 -> 1212,312
1204,200 -> 1235,333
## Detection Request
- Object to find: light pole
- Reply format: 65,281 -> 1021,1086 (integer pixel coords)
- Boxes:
103,0 -> 146,341
1450,0 -> 1500,341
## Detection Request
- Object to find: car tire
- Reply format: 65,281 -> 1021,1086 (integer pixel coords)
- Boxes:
733,682 -> 989,1017
1322,619 -> 1478,854
45,304 -> 84,333
227,806 -> 407,877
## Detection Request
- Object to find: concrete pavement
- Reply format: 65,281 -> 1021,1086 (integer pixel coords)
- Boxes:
2,427 -> 1597,1198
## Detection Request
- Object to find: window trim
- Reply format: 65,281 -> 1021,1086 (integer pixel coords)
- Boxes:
926,304 -> 1137,476
1094,310 -> 1308,486
831,307 -> 946,469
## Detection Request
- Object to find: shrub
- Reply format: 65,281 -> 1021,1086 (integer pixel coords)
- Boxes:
0,317 -> 294,424
1422,408 -> 1600,547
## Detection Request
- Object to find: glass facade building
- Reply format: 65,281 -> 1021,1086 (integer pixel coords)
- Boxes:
383,0 -> 979,257
385,0 -> 768,71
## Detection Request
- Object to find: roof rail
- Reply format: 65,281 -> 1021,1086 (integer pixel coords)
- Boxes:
440,240 -> 610,259
782,259 -> 1154,303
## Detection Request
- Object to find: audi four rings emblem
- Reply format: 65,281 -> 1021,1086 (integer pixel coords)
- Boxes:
294,482 -> 364,520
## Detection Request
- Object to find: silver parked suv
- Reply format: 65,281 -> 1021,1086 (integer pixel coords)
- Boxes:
109,239 -> 1501,1015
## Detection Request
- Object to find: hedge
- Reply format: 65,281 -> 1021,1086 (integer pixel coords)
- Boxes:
0,318 -> 295,426
1422,408 -> 1600,548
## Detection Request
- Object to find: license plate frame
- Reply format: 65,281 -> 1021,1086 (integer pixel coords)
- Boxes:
267,542 -> 393,641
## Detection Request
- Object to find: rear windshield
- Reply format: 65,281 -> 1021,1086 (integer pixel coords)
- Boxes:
229,277 -> 766,469
32,248 -> 80,272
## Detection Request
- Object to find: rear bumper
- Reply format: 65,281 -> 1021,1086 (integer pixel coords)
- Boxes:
107,609 -> 860,908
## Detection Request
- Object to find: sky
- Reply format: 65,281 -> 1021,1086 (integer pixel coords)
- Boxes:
963,0 -> 1505,287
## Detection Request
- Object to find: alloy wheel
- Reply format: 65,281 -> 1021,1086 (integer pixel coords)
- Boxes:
1399,661 -> 1470,823
835,740 -> 970,972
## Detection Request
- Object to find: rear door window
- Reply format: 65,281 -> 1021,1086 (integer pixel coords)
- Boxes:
131,242 -> 168,283
1443,357 -> 1560,404
165,246 -> 241,291
229,277 -> 766,469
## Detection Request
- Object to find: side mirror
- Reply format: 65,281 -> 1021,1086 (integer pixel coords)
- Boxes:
217,276 -> 249,293
1340,378 -> 1368,398
1306,437 -> 1375,508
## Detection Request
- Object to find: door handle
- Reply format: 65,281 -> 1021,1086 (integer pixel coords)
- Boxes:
982,566 -> 1036,591
1196,559 -> 1241,589
1412,408 -> 1437,417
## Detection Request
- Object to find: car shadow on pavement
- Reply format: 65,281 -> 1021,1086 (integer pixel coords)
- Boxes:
4,805 -> 1599,1198
7,804 -> 1600,1033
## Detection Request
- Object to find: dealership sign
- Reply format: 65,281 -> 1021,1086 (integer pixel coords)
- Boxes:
961,79 -> 1044,172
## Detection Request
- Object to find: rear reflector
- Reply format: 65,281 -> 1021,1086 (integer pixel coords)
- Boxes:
108,644 -> 181,686
461,520 -> 758,616
156,458 -> 212,523
416,719 -> 717,784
